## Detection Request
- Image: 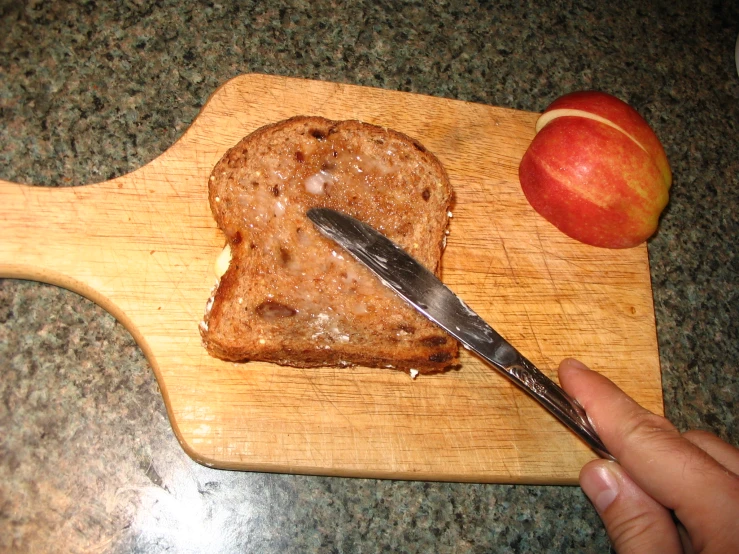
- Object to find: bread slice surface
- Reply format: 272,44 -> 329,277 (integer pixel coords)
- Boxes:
201,116 -> 458,373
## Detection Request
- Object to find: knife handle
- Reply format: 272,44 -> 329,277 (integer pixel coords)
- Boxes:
506,355 -> 615,461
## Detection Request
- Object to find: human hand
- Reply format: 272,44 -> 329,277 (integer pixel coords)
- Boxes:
558,358 -> 739,553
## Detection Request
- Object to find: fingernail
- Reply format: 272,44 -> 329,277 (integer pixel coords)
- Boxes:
581,462 -> 620,513
564,358 -> 590,372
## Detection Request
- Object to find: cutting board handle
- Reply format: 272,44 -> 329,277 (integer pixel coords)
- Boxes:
1,180 -> 105,285
0,178 -> 168,366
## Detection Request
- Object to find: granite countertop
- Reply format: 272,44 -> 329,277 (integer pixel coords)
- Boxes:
1,1 -> 737,552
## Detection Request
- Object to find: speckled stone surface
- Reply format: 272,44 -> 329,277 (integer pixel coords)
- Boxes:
1,0 -> 737,552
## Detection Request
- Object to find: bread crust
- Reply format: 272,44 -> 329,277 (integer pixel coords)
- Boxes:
201,116 -> 458,373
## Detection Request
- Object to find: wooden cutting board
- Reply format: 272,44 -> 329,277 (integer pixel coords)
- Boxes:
0,74 -> 662,484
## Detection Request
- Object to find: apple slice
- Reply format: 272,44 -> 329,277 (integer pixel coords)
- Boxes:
519,91 -> 671,249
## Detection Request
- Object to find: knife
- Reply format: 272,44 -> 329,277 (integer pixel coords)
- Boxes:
307,207 -> 614,461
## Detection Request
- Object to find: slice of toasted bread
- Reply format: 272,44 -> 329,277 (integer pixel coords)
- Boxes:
200,116 -> 458,373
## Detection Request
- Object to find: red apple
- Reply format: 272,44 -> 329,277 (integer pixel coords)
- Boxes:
519,91 -> 672,248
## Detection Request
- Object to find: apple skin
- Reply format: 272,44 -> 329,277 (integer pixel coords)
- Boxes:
519,92 -> 671,249
540,92 -> 672,187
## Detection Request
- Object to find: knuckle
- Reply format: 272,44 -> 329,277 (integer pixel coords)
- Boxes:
619,410 -> 678,446
606,507 -> 664,552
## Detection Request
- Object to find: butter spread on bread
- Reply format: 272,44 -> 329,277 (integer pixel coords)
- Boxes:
200,116 -> 459,374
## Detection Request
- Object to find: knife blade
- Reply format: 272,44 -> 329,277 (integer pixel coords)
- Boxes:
307,207 -> 614,460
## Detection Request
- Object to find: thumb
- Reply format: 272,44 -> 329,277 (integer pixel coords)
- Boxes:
580,460 -> 684,553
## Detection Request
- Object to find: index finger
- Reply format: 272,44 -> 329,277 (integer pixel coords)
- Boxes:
559,359 -> 739,549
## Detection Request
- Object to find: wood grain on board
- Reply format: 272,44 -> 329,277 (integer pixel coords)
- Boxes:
0,74 -> 662,483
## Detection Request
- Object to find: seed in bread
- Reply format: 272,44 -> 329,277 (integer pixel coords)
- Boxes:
200,116 -> 459,374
